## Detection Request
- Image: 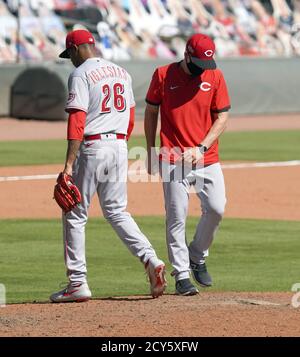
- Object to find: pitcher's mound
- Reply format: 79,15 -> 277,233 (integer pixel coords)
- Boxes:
0,292 -> 298,337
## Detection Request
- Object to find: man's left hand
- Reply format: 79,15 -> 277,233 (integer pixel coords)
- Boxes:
53,172 -> 81,213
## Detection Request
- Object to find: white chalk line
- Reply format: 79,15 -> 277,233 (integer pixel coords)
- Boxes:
222,160 -> 300,169
0,160 -> 299,182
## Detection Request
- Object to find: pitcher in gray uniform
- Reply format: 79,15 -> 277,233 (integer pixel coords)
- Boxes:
50,29 -> 166,303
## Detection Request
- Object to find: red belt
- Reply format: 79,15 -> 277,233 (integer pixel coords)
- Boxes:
85,133 -> 126,141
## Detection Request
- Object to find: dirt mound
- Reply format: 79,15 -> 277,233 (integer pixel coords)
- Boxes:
0,292 -> 298,337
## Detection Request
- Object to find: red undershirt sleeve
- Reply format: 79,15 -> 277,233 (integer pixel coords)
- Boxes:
67,110 -> 87,141
127,106 -> 135,140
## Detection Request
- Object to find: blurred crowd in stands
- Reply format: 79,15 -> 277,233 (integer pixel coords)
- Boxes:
1,0 -> 300,63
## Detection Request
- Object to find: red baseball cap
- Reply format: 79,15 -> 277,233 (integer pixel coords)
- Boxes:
59,29 -> 95,58
186,33 -> 216,70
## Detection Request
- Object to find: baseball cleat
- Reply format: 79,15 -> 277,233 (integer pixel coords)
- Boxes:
50,282 -> 91,303
175,278 -> 199,296
190,260 -> 212,287
145,259 -> 167,298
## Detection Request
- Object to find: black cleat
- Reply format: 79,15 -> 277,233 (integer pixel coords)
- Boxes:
190,260 -> 212,287
175,278 -> 199,296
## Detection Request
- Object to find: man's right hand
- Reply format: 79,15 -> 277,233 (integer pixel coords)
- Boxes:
146,151 -> 159,175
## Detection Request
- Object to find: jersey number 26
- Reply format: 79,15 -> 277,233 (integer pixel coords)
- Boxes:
101,83 -> 126,113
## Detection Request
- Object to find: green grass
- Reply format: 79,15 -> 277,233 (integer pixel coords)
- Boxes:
0,137 -> 146,167
0,130 -> 299,166
0,140 -> 68,167
219,130 -> 300,162
1,217 -> 299,303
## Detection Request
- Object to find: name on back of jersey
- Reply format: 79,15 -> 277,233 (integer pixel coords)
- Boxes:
88,66 -> 128,85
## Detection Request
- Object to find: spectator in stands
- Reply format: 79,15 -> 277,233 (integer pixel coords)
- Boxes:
292,0 -> 300,23
0,34 -> 13,63
227,0 -> 260,55
19,2 -> 58,60
251,0 -> 284,55
270,0 -> 294,55
141,0 -> 176,36
93,0 -> 110,18
97,20 -> 130,60
1,0 -> 300,63
0,0 -> 17,62
36,2 -> 67,57
52,0 -> 76,10
167,0 -> 194,36
138,28 -> 175,58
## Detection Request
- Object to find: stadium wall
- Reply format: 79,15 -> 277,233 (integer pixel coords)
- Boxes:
1,57 -> 300,119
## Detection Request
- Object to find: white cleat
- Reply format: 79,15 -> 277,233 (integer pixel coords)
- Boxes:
50,282 -> 91,303
145,259 -> 167,298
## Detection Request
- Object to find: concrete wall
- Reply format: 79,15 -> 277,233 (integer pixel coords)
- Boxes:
1,57 -> 300,119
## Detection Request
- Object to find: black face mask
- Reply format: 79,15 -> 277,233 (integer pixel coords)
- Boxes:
187,61 -> 204,77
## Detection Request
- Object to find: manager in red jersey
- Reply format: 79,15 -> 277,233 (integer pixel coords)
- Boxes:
144,33 -> 231,296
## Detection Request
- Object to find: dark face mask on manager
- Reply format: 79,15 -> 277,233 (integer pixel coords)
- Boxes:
187,61 -> 204,77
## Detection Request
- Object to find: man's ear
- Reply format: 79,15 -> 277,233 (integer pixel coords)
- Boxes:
184,51 -> 191,63
69,45 -> 77,57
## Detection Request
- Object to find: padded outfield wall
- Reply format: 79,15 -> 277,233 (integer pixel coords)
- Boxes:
0,57 -> 300,119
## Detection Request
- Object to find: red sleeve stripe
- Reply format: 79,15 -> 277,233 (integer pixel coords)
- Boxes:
127,106 -> 135,140
67,110 -> 86,141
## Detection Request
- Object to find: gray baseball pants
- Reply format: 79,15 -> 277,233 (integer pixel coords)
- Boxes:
62,139 -> 159,284
161,161 -> 226,281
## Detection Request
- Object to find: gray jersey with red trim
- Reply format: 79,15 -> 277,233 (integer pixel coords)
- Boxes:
65,57 -> 135,136
62,58 -> 164,290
